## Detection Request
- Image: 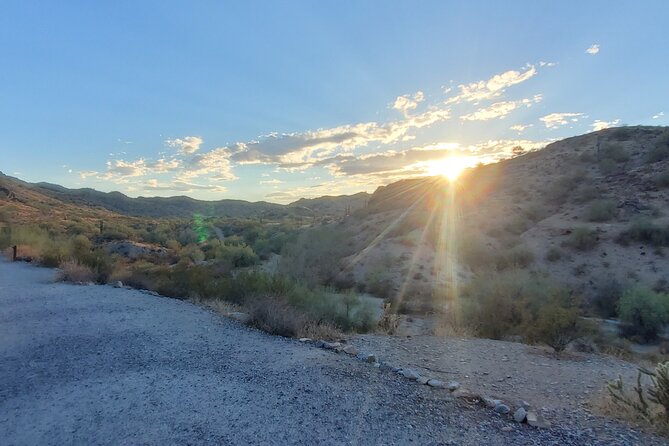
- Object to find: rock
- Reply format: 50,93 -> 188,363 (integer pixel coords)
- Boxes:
494,403 -> 510,414
228,312 -> 251,324
451,389 -> 477,400
400,369 -> 421,380
113,281 -> 123,288
526,411 -> 551,428
447,381 -> 460,391
298,338 -> 312,343
484,397 -> 502,408
366,354 -> 378,363
501,426 -> 513,432
427,379 -> 445,388
322,342 -> 342,350
513,407 -> 527,423
416,376 -> 430,385
342,345 -> 358,356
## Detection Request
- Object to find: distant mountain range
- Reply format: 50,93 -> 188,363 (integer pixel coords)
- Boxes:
0,173 -> 370,219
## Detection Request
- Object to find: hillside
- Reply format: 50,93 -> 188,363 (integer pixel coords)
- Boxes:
334,126 -> 669,311
0,173 -> 368,220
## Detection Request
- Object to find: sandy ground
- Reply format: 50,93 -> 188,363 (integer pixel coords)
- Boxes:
0,260 -> 664,445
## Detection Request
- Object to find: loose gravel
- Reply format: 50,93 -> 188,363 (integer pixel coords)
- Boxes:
0,261 -> 665,445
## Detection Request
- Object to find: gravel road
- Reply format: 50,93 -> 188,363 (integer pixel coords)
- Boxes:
0,261 -> 664,445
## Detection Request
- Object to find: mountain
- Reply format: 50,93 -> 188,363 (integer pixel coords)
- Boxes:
336,125 -> 669,305
0,174 -> 369,220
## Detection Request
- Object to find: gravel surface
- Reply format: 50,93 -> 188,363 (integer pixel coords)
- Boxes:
0,261 -> 665,445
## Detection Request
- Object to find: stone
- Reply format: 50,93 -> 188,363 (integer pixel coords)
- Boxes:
416,376 -> 430,385
400,369 -> 421,380
298,338 -> 312,343
513,407 -> 527,423
228,312 -> 251,324
447,381 -> 460,391
114,281 -> 123,288
366,354 -> 378,363
427,379 -> 445,388
494,403 -> 510,415
521,401 -> 531,410
501,426 -> 513,432
322,342 -> 342,350
526,411 -> 551,428
342,345 -> 358,356
484,397 -> 502,408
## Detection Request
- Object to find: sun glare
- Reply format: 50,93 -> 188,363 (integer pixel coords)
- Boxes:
427,156 -> 472,181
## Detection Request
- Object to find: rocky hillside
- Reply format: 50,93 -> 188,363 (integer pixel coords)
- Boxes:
336,126 -> 669,307
0,173 -> 368,220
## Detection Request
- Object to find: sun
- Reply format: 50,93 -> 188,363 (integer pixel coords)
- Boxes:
426,156 -> 472,181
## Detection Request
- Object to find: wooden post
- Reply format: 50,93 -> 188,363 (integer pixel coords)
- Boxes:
12,245 -> 17,261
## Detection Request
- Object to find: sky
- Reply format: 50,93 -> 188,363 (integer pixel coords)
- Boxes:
1,1 -> 667,203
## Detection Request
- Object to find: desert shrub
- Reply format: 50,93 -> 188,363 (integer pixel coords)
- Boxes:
280,225 -> 353,286
545,247 -> 562,262
58,260 -> 96,283
504,215 -> 531,235
608,361 -> 669,430
460,270 -> 589,351
601,143 -> 630,162
180,244 -> 205,263
364,268 -> 394,300
618,288 -> 669,342
585,199 -> 617,222
655,171 -> 669,188
618,218 -> 669,247
246,295 -> 307,337
459,236 -> 494,270
575,185 -> 600,204
647,131 -> 669,163
611,127 -> 633,141
566,227 -> 599,251
527,293 -> 594,353
493,245 -> 534,270
591,278 -> 625,318
599,158 -> 619,175
522,204 -> 545,222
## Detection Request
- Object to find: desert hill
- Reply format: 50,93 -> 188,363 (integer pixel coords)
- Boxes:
335,126 -> 669,309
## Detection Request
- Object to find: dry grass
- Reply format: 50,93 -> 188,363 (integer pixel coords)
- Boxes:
57,260 -> 96,284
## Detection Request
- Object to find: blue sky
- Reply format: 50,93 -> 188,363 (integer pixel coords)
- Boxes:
1,1 -> 667,203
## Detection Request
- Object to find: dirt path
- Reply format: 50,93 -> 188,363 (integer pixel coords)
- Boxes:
0,261 -> 662,445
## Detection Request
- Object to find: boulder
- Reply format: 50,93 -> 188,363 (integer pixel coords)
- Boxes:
228,312 -> 251,324
113,281 -> 123,288
526,411 -> 551,428
342,345 -> 358,356
513,407 -> 527,423
400,369 -> 421,380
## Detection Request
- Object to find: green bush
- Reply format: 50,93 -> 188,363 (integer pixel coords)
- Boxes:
618,218 -> 669,247
592,278 -> 625,318
493,245 -> 535,270
460,270 -> 589,352
566,227 -> 599,251
647,132 -> 669,163
599,158 -> 619,175
618,288 -> 669,342
585,199 -> 617,222
602,143 -> 630,162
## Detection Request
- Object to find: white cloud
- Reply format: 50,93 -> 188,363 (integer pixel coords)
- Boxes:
445,64 -> 538,104
166,136 -> 203,154
586,44 -> 600,55
653,112 -> 665,119
392,91 -> 425,115
540,112 -> 585,129
591,119 -> 621,131
259,179 -> 283,185
460,95 -> 542,121
510,124 -> 533,133
143,179 -> 227,193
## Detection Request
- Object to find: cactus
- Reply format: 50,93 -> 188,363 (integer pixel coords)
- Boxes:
607,361 -> 669,426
